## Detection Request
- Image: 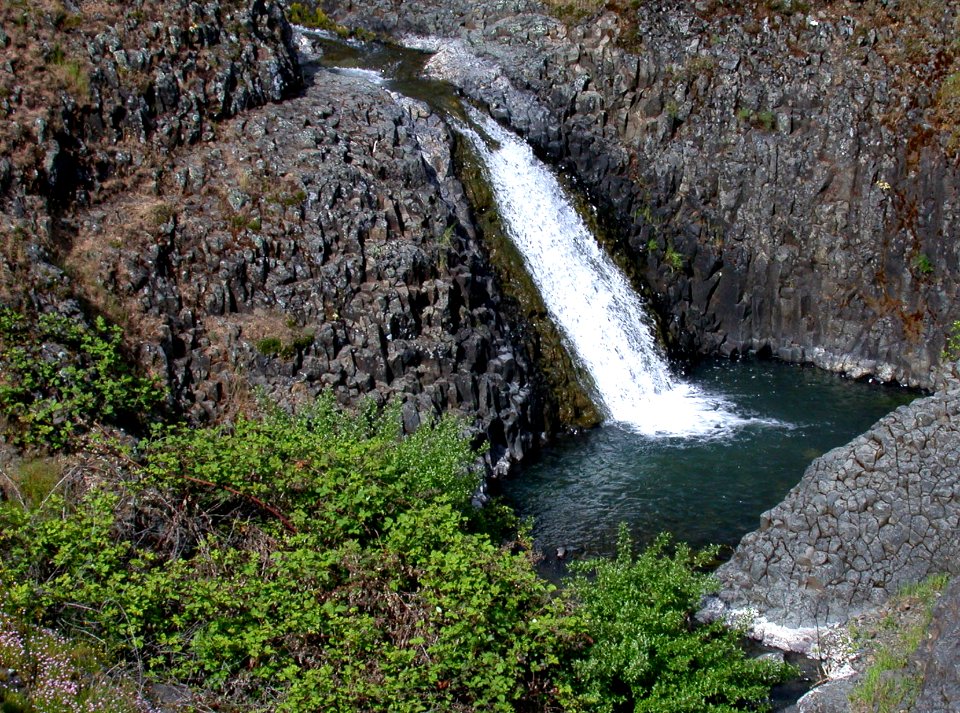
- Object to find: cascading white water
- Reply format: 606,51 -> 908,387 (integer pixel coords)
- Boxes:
459,108 -> 751,437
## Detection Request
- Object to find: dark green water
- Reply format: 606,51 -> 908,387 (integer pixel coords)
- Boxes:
501,358 -> 917,572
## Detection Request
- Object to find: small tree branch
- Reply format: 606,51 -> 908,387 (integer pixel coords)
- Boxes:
179,474 -> 298,534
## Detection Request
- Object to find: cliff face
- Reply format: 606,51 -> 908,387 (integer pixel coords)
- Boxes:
0,0 -> 300,310
70,66 -> 555,468
0,1 -> 569,472
329,0 -> 960,389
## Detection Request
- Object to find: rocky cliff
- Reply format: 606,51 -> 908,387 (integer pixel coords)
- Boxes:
0,0 -> 579,475
328,0 -> 960,389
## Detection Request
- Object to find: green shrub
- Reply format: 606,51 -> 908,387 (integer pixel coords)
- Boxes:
0,398 -> 581,710
0,395 -> 795,711
287,2 -> 346,35
665,244 -> 684,271
943,320 -> 960,361
0,310 -> 165,450
255,331 -> 314,359
565,525 -> 794,713
737,108 -> 777,131
255,336 -> 283,356
913,252 -> 934,275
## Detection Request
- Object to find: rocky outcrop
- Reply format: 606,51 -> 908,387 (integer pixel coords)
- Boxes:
0,0 -> 299,210
704,366 -> 960,640
65,60 -> 554,471
0,1 -> 568,472
326,0 -> 960,389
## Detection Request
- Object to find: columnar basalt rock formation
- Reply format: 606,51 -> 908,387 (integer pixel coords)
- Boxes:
708,366 -> 960,632
70,67 -> 553,468
329,0 -> 960,390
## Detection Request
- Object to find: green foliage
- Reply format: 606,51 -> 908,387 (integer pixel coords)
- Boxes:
255,330 -> 314,359
255,336 -> 283,356
565,526 -> 794,713
287,2 -> 337,30
544,0 -> 606,24
849,573 -> 949,713
47,43 -> 66,66
912,252 -> 934,276
148,203 -> 176,227
0,310 -> 165,450
0,398 -> 583,710
665,244 -> 684,271
942,320 -> 960,362
286,2 -> 376,40
45,42 -> 89,99
268,189 -> 307,208
6,458 -> 62,508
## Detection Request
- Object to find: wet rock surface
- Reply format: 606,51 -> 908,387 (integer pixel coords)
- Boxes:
67,62 -> 553,470
710,367 -> 960,630
328,0 -> 960,389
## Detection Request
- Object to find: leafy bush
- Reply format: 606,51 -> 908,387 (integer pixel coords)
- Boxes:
0,309 -> 165,450
565,526 -> 794,713
0,390 -> 793,711
665,244 -> 684,271
0,397 -> 585,710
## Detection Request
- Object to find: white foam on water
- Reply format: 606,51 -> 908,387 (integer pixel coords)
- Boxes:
328,66 -> 387,84
458,109 -> 767,438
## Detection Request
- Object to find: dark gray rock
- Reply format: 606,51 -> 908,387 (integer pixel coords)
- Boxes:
709,367 -> 960,629
784,677 -> 854,713
70,63 -> 552,470
913,574 -> 960,712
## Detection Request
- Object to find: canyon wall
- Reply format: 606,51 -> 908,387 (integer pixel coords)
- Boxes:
329,0 -> 960,389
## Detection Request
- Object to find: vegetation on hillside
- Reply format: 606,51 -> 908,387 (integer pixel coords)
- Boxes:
0,312 -> 792,710
848,573 -> 951,713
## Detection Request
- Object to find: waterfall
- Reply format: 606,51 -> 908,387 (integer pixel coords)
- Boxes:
459,108 -> 749,437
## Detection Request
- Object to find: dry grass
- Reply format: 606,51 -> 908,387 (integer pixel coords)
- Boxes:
542,0 -> 608,23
